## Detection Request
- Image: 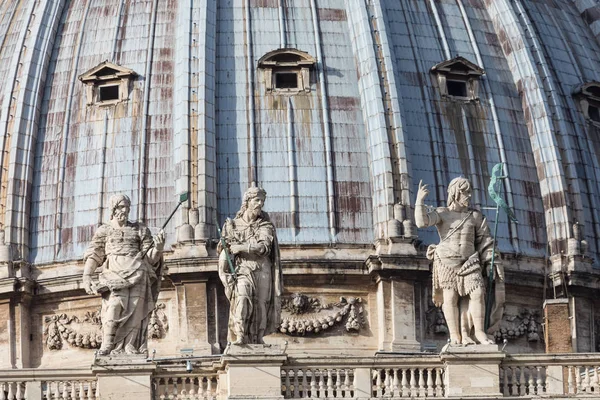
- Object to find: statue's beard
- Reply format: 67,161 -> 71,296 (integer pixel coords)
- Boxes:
115,212 -> 128,223
247,207 -> 261,220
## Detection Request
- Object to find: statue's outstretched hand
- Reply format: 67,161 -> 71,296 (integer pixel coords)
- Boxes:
153,230 -> 165,252
416,180 -> 430,205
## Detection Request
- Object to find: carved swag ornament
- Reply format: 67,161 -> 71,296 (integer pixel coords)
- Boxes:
279,294 -> 364,336
44,304 -> 168,350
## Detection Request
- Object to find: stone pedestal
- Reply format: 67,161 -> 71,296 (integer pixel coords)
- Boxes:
220,344 -> 287,400
376,277 -> 420,351
173,279 -> 213,354
440,344 -> 505,398
93,356 -> 156,400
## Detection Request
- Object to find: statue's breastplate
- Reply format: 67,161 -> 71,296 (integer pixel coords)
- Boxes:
437,214 -> 476,258
105,225 -> 142,256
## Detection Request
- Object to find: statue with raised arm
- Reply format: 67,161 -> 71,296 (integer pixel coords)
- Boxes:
415,178 -> 503,345
82,194 -> 164,356
218,187 -> 283,345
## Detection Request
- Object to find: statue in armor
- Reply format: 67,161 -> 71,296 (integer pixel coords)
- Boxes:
415,177 -> 504,345
82,194 -> 165,355
218,187 -> 283,345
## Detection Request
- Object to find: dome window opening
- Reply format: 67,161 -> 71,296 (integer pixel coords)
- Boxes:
78,61 -> 137,106
574,82 -> 600,127
275,72 -> 299,89
99,84 -> 119,102
258,48 -> 316,94
431,56 -> 484,102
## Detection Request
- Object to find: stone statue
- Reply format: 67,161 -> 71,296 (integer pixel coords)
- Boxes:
82,194 -> 165,355
218,187 -> 283,345
415,178 -> 503,345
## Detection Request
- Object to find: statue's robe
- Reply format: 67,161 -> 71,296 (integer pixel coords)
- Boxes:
83,221 -> 162,353
219,213 -> 283,344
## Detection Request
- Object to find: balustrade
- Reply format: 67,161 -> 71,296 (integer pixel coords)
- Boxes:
281,367 -> 354,399
152,375 -> 218,400
500,365 -> 546,396
371,367 -> 444,398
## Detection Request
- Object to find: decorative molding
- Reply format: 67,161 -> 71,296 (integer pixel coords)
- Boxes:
44,311 -> 102,350
148,303 -> 169,339
493,308 -> 542,343
279,295 -> 364,336
44,303 -> 169,350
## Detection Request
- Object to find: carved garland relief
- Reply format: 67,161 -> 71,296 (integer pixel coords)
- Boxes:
44,304 -> 168,351
279,294 -> 364,336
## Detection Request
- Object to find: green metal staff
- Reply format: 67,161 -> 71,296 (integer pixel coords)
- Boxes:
140,192 -> 189,259
214,215 -> 237,280
485,163 -> 518,330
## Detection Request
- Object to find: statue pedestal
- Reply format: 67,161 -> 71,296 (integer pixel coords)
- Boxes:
93,355 -> 156,400
220,344 -> 287,400
440,344 -> 505,398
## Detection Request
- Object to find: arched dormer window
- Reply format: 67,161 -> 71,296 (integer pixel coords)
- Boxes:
574,82 -> 600,126
258,48 -> 316,93
79,61 -> 137,106
431,56 -> 484,102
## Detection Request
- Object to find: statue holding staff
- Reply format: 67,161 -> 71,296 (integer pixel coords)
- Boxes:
415,177 -> 504,345
218,187 -> 283,345
82,194 -> 165,355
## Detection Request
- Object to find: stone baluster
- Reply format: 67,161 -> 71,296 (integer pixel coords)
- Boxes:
284,369 -> 291,398
318,370 -> 326,399
156,379 -> 165,399
208,376 -> 216,399
435,368 -> 443,397
196,377 -> 205,399
16,383 -> 24,400
426,368 -> 434,397
0,383 -> 5,400
70,381 -> 78,399
294,369 -> 301,398
6,382 -> 14,400
595,366 -> 600,392
410,368 -> 418,397
187,378 -> 196,397
328,370 -> 335,398
584,366 -> 591,393
392,369 -> 399,397
527,367 -> 534,395
519,367 -> 527,396
575,366 -> 582,393
401,368 -> 408,397
344,369 -> 352,399
384,369 -> 392,397
536,366 -> 544,394
371,369 -> 379,398
77,382 -> 85,400
309,369 -> 317,398
418,369 -> 425,397
302,369 -> 309,398
335,370 -> 342,398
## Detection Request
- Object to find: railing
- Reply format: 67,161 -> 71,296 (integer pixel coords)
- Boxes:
371,367 -> 444,398
281,356 -> 445,399
152,374 -> 219,399
281,367 -> 355,398
0,370 -> 98,400
500,354 -> 600,397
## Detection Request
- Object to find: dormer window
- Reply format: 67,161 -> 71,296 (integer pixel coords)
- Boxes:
431,56 -> 484,102
258,48 -> 316,93
79,61 -> 137,106
574,82 -> 600,126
